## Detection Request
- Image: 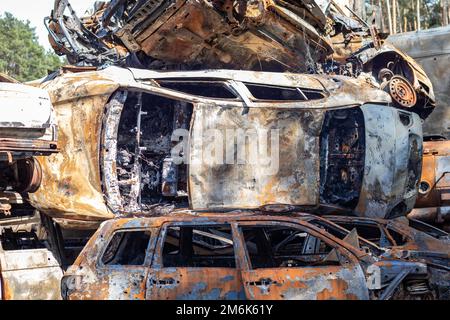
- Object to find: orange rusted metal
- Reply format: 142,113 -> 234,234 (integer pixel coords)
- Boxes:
409,139 -> 450,229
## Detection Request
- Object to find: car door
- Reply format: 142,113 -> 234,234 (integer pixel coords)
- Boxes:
91,227 -> 156,300
233,221 -> 369,300
145,221 -> 246,300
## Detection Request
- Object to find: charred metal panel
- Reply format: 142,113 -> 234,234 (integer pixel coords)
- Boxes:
101,91 -> 128,213
0,83 -> 58,156
0,248 -> 63,300
355,105 -> 423,218
189,104 -> 324,209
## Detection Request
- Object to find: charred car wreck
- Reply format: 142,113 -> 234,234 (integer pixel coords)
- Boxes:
29,66 -> 423,226
409,137 -> 450,231
0,77 -> 58,215
61,212 -> 449,300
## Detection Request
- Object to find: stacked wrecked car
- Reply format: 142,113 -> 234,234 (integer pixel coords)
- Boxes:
0,0 -> 449,300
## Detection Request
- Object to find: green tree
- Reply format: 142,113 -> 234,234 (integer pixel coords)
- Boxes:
0,12 -> 64,82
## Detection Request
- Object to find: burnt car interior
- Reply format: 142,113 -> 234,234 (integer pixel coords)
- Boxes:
105,81 -> 334,213
306,218 -> 385,256
162,225 -> 236,268
241,225 -> 341,269
102,229 -> 152,265
155,223 -> 348,269
106,90 -> 195,211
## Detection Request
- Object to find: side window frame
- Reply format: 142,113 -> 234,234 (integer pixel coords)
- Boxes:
232,221 -> 358,271
308,219 -> 384,255
151,221 -> 240,270
155,80 -> 241,101
96,227 -> 158,270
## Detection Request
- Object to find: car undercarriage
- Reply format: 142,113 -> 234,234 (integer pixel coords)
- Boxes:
0,0 -> 448,301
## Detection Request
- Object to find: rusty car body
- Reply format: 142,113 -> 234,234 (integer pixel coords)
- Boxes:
0,79 -> 58,165
28,66 -> 424,226
61,211 -> 446,300
408,138 -> 450,231
45,0 -> 436,119
296,213 -> 450,299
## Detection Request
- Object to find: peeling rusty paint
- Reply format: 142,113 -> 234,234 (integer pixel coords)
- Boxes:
409,139 -> 450,230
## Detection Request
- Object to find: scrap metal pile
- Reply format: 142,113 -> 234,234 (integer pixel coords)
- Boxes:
0,0 -> 449,300
46,0 -> 436,118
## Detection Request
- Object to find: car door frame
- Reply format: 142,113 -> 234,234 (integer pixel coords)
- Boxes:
145,220 -> 246,300
231,220 -> 370,300
91,225 -> 159,300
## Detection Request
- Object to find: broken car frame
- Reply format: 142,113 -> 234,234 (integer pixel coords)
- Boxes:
61,212 -> 445,300
0,77 -> 62,300
46,0 -> 436,119
29,66 -> 423,227
409,138 -> 450,231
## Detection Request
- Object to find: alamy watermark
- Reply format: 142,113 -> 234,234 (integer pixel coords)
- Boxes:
170,127 -> 280,176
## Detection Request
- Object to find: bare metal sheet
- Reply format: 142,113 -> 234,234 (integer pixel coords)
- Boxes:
188,104 -> 324,209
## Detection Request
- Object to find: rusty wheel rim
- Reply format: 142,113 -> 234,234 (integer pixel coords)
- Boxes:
389,76 -> 417,108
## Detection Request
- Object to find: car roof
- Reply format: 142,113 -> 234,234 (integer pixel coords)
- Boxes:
106,210 -> 315,228
323,215 -> 386,224
128,68 -> 328,91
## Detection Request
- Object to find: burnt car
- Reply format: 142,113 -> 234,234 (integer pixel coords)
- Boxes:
409,138 -> 450,231
29,66 -> 422,227
61,212 -> 445,300
294,213 -> 450,299
45,0 -> 436,118
309,215 -> 450,268
388,26 -> 450,139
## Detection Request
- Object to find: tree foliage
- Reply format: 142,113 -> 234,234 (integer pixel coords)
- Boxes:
0,12 -> 63,82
